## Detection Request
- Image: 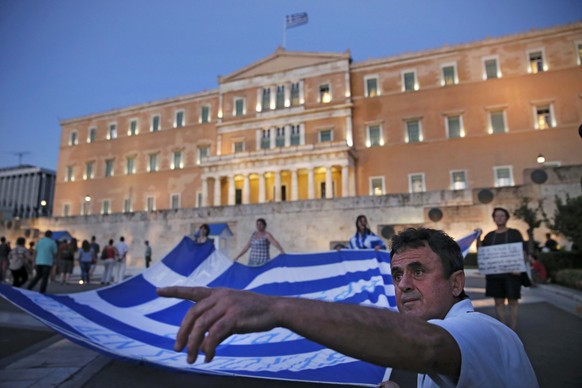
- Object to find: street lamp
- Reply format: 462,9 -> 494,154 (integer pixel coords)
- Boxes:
536,154 -> 545,165
40,200 -> 47,216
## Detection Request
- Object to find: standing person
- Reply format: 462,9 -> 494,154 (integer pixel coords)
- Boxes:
479,207 -> 525,331
114,236 -> 129,283
8,237 -> 31,287
348,215 -> 387,250
89,236 -> 100,278
78,240 -> 96,284
195,224 -> 213,244
543,233 -> 559,252
0,236 -> 11,283
144,240 -> 152,268
57,240 -> 75,285
100,239 -> 117,285
27,241 -> 36,277
158,228 -> 537,387
27,230 -> 58,293
233,218 -> 285,266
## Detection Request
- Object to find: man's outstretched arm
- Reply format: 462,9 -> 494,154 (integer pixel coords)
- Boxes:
156,286 -> 461,377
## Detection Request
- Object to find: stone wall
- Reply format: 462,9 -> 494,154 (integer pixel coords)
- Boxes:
2,165 -> 580,270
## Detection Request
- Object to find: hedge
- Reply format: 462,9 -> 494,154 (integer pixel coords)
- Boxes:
553,269 -> 582,290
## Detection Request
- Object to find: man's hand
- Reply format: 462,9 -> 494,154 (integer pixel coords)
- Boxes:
156,287 -> 279,364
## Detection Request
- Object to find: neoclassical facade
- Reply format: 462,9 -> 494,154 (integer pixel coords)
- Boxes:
54,23 -> 582,216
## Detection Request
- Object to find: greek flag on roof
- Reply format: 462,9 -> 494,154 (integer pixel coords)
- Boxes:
286,12 -> 308,29
0,230 -> 480,386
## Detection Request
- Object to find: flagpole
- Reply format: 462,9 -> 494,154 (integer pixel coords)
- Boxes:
282,16 -> 286,49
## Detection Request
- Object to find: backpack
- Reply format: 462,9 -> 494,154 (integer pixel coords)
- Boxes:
101,245 -> 115,259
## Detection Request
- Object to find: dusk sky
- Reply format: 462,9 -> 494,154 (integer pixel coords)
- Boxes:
1,0 -> 580,171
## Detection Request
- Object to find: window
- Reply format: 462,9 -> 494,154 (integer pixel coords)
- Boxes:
483,57 -> 500,79
101,200 -> 111,215
148,153 -> 159,172
126,156 -> 136,175
528,50 -> 545,74
234,140 -> 245,153
441,64 -> 457,86
577,42 -> 582,65
276,86 -> 285,109
123,198 -> 132,213
69,131 -> 78,146
200,105 -> 210,123
108,123 -> 117,140
365,75 -> 379,97
146,196 -> 156,212
446,115 -> 464,138
535,105 -> 553,129
319,84 -> 331,103
262,88 -> 271,111
276,127 -> 285,147
63,203 -> 70,217
175,110 -> 184,128
290,125 -> 301,145
370,177 -> 385,196
291,82 -> 300,106
494,166 -> 513,187
88,127 -> 97,143
105,159 -> 114,177
409,173 -> 426,193
172,151 -> 183,170
367,125 -> 382,147
319,129 -> 333,143
234,98 -> 245,117
405,119 -> 422,143
235,188 -> 242,205
84,162 -> 94,180
197,145 -> 209,164
489,111 -> 506,134
402,71 -> 417,91
151,115 -> 161,132
170,194 -> 180,210
261,129 -> 271,149
128,119 -> 138,136
450,170 -> 467,190
65,166 -> 75,182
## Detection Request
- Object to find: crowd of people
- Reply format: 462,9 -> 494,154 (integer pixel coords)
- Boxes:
0,232 -> 143,292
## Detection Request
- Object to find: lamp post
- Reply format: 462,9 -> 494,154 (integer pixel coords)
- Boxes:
40,200 -> 47,217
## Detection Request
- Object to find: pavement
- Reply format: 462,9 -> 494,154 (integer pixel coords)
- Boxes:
1,268 -> 581,387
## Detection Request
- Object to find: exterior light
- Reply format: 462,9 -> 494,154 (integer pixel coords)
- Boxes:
40,200 -> 47,207
84,195 -> 91,202
536,154 -> 545,164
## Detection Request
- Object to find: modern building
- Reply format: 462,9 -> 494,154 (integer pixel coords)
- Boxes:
54,22 -> 582,217
0,165 -> 56,220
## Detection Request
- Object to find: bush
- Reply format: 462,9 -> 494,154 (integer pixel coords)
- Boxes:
553,269 -> 582,290
538,251 -> 582,279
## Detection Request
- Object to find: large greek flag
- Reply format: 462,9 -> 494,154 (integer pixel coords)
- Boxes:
0,231 -> 480,386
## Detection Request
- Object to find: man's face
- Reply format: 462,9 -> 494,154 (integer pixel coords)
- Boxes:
391,245 -> 463,321
493,210 -> 508,227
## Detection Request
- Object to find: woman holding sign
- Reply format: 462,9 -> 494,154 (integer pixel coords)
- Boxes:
479,207 -> 525,331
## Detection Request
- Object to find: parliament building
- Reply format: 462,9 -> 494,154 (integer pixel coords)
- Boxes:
54,23 -> 582,217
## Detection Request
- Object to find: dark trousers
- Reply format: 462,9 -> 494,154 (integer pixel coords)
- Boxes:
11,266 -> 29,287
27,265 -> 52,293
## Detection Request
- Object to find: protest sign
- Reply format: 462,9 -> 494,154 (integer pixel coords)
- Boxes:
477,242 -> 526,275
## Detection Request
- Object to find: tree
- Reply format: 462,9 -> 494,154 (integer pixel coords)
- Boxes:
545,195 -> 582,251
513,197 -> 543,254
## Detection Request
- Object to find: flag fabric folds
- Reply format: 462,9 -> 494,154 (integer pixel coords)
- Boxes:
0,231 -> 479,386
286,12 -> 308,29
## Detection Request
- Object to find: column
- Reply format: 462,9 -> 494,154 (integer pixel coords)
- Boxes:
270,128 -> 276,149
284,124 -> 291,147
299,80 -> 305,105
342,165 -> 349,197
258,173 -> 266,203
325,166 -> 333,199
291,169 -> 298,201
242,174 -> 250,204
227,176 -> 235,205
201,176 -> 208,207
216,135 -> 222,156
308,169 -> 315,200
274,171 -> 281,202
256,88 -> 262,111
345,115 -> 353,147
213,176 -> 221,206
300,123 -> 306,145
284,83 -> 291,107
270,86 -> 276,110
